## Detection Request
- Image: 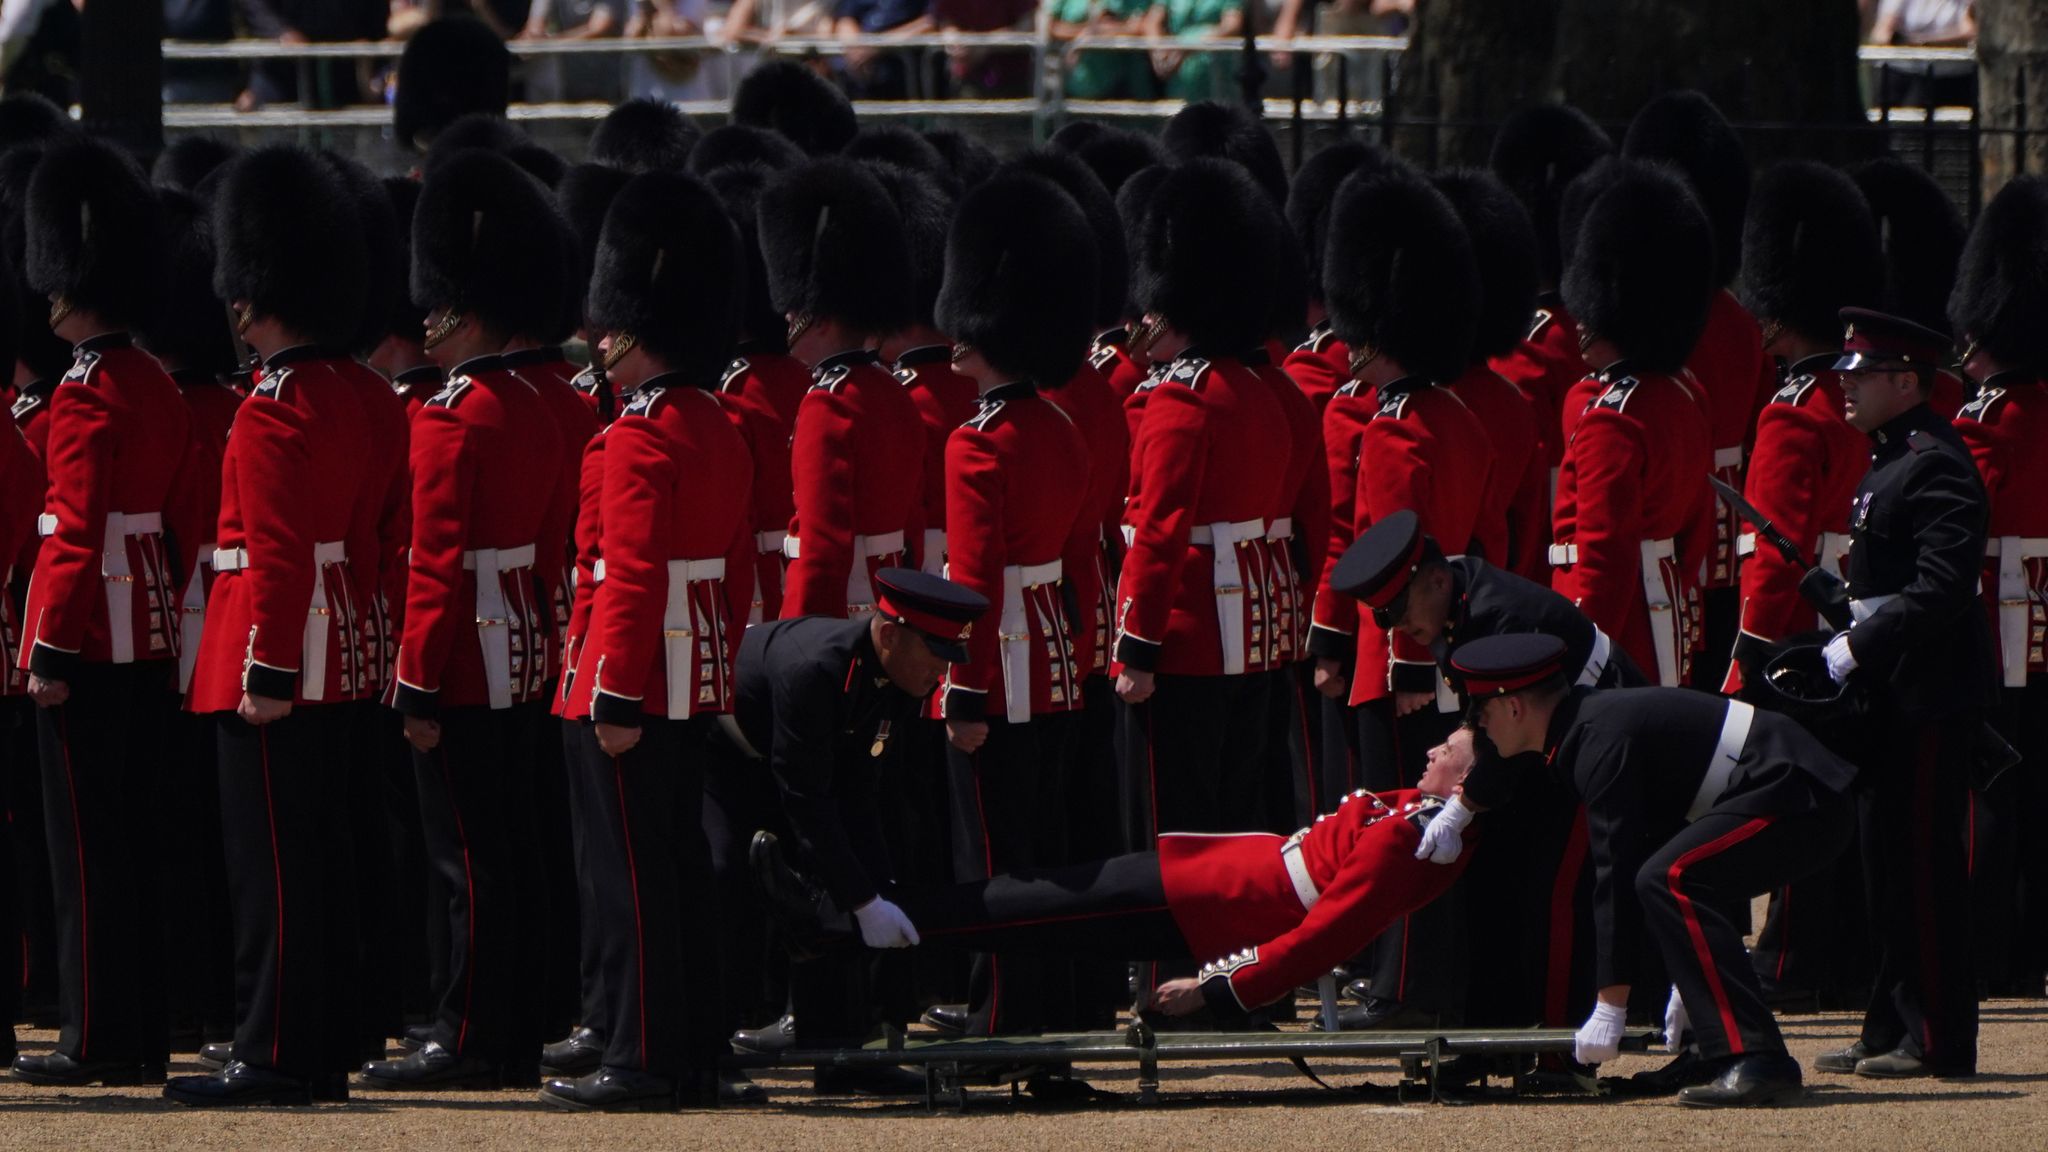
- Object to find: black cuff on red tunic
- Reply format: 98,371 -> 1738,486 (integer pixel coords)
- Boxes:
942,685 -> 987,722
1305,626 -> 1351,661
243,659 -> 299,703
1114,632 -> 1161,672
1199,973 -> 1251,1020
26,641 -> 78,683
391,680 -> 440,719
590,688 -> 644,727
1388,660 -> 1437,694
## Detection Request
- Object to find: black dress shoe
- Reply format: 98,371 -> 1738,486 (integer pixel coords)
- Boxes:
13,1051 -> 155,1087
164,1061 -> 314,1107
921,1005 -> 970,1035
1855,1048 -> 1972,1078
731,1013 -> 797,1055
359,1041 -> 502,1090
538,1066 -> 680,1112
750,832 -> 847,958
1329,998 -> 1435,1031
720,1070 -> 768,1105
1025,1072 -> 1107,1102
1605,1051 -> 1729,1098
397,1024 -> 433,1053
1679,1052 -> 1804,1108
197,1042 -> 234,1072
542,1027 -> 605,1078
812,1064 -> 927,1096
1812,1041 -> 1877,1074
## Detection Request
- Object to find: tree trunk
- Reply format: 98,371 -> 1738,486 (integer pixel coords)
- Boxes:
79,0 -> 163,154
1976,0 -> 2048,198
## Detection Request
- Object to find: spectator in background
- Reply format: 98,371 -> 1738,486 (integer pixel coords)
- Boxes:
165,0 -> 244,103
622,0 -> 718,103
520,0 -> 628,102
1869,0 -> 1974,108
1045,0 -> 1153,100
235,0 -> 385,108
931,0 -> 1032,97
1140,0 -> 1241,101
833,0 -> 932,98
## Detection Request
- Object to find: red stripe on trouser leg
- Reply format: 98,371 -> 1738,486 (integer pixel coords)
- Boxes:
1665,816 -> 1775,1057
1544,809 -> 1590,1027
971,749 -> 999,1035
614,756 -> 649,1066
1912,725 -> 1941,1059
441,747 -> 478,1055
1773,888 -> 1792,983
56,711 -> 89,1057
258,725 -> 285,1067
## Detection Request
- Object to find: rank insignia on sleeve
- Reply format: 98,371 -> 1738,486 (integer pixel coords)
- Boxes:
1374,390 -> 1410,421
61,351 -> 101,385
9,391 -> 43,420
1088,343 -> 1118,370
1591,375 -> 1640,412
1959,386 -> 2007,421
812,365 -> 852,393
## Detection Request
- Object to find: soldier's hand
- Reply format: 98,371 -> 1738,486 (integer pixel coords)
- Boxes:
1116,668 -> 1156,704
595,722 -> 642,757
1664,985 -> 1690,1052
239,692 -> 293,726
1151,977 -> 1205,1017
1413,794 -> 1475,864
1313,659 -> 1347,699
1394,690 -> 1433,717
26,674 -> 68,708
1822,632 -> 1857,684
946,720 -> 989,753
1572,999 -> 1628,1066
852,896 -> 920,948
403,715 -> 441,750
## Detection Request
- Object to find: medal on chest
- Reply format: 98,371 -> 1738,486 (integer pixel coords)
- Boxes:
871,719 -> 892,758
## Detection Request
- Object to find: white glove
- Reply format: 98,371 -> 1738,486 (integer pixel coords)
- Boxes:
852,897 -> 921,948
1664,985 -> 1690,1053
1823,632 -> 1857,684
1573,1000 -> 1628,1066
1414,794 -> 1476,864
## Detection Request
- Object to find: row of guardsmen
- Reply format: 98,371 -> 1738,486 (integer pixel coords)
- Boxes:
0,19 -> 2035,1109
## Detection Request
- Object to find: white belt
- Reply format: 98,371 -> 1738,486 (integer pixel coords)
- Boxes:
1638,537 -> 1680,685
1199,518 -> 1266,676
1736,531 -> 1854,569
305,540 -> 347,700
782,529 -> 906,616
1712,445 -> 1744,470
1577,627 -> 1613,688
997,559 -> 1062,723
465,544 -> 538,710
1266,517 -> 1294,542
1120,524 -> 1136,549
1687,700 -> 1755,822
1280,837 -> 1319,910
1988,536 -> 2048,687
1547,543 -> 1578,566
663,557 -> 727,718
69,511 -> 166,665
1849,593 -> 1898,624
755,529 -> 787,555
921,528 -> 947,577
591,558 -> 607,583
1735,532 -> 1756,559
177,542 -> 216,693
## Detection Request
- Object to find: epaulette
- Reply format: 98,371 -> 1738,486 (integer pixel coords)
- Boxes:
1958,385 -> 2008,422
570,367 -> 604,397
1526,307 -> 1555,343
720,358 -> 749,393
1295,325 -> 1335,356
1164,356 -> 1211,391
1373,388 -> 1410,421
1590,374 -> 1642,414
60,350 -> 102,387
1907,429 -> 1942,455
891,364 -> 917,386
1401,795 -> 1446,831
252,367 -> 292,401
964,398 -> 1005,431
425,375 -> 474,409
10,390 -> 44,421
1771,373 -> 1820,407
1088,342 -> 1120,371
620,385 -> 668,418
811,364 -> 852,394
1134,363 -> 1172,393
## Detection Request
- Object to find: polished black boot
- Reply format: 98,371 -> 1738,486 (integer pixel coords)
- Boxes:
541,1026 -> 605,1078
731,1013 -> 796,1055
1678,1052 -> 1804,1108
538,1066 -> 681,1112
164,1060 -> 315,1107
921,1005 -> 969,1035
14,1051 -> 158,1087
196,1041 -> 234,1072
359,1041 -> 502,1090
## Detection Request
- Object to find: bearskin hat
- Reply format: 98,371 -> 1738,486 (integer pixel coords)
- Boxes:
383,176 -> 429,342
1851,157 -> 1965,334
152,136 -> 239,194
557,162 -> 631,336
0,94 -> 74,158
321,151 -> 404,355
1431,168 -> 1540,361
0,145 -> 68,378
1287,139 -> 1399,304
688,124 -> 805,176
1001,148 -> 1126,329
731,60 -> 858,157
1323,169 -> 1478,382
25,137 -> 165,329
1488,104 -> 1611,287
0,245 -> 19,382
1949,174 -> 2048,371
411,148 -> 567,341
758,157 -> 910,334
394,17 -> 511,151
846,126 -> 955,191
706,162 -> 786,349
1060,124 -> 1167,196
936,171 -> 1096,389
1162,101 -> 1288,209
590,98 -> 700,174
1622,90 -> 1750,287
585,170 -> 739,380
212,145 -> 367,349
508,144 -> 567,189
1130,158 -> 1275,352
424,112 -> 528,173
1740,161 -> 1882,345
1561,159 -> 1715,374
137,189 -> 236,374
859,160 -> 953,329
1113,163 -> 1168,317
924,129 -> 997,191
1049,121 -> 1108,153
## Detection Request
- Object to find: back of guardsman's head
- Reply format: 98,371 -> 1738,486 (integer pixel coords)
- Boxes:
213,145 -> 368,349
758,156 -> 911,335
152,136 -> 239,194
26,136 -> 165,330
1433,168 -> 1540,364
586,170 -> 740,381
1561,158 -> 1714,374
861,158 -> 955,331
424,113 -> 529,175
139,188 -> 237,374
383,176 -> 429,344
394,17 -> 511,152
1622,90 -> 1750,288
1488,103 -> 1610,288
846,127 -> 959,196
703,162 -> 787,350
924,129 -> 997,192
1740,161 -> 1882,347
1057,124 -> 1166,197
1161,101 -> 1288,209
1323,167 -> 1479,382
1130,157 -> 1274,352
0,144 -> 68,378
1288,140 -> 1399,306
1950,175 -> 2048,372
731,60 -> 858,157
936,170 -> 1096,389
1002,148 -> 1126,331
1852,157 -> 1965,335
412,148 -> 569,343
590,99 -> 701,174
690,125 -> 805,177
0,94 -> 74,159
323,151 -> 407,356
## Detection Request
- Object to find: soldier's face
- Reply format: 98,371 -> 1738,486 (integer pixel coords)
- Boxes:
874,620 -> 950,698
1475,693 -> 1540,757
1418,727 -> 1475,797
1840,369 -> 1918,433
1393,568 -> 1453,646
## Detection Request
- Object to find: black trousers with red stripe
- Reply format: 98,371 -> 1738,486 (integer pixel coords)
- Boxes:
1458,764 -> 1594,1028
559,715 -> 609,1039
574,715 -> 724,1079
165,699 -> 235,1045
412,704 -> 543,1068
894,850 -> 1187,961
1637,799 -> 1853,1060
0,696 -> 28,1057
525,698 -> 582,1043
1120,673 -> 1271,843
35,661 -> 170,1068
5,693 -> 57,1025
216,705 -> 359,1078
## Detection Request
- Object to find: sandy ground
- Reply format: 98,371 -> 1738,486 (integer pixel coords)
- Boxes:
0,1002 -> 2041,1151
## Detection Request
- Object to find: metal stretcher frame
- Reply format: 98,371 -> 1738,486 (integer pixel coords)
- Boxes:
722,1020 -> 1663,1106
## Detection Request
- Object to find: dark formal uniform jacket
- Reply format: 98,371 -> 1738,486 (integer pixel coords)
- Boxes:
1543,686 -> 1859,988
1437,556 -> 1608,687
1725,356 -> 1867,693
1247,348 -> 1328,669
782,349 -> 925,620
19,334 -> 190,680
733,615 -> 923,910
1176,788 -> 1472,1012
938,381 -> 1095,723
554,419 -> 608,719
1280,320 -> 1349,416
187,348 -> 371,711
393,356 -> 564,716
165,369 -> 243,694
1310,377 -> 1489,706
1449,363 -> 1548,582
1684,290 -> 1778,592
1550,365 -> 1713,686
1842,403 -> 1995,719
1088,326 -> 1149,402
1487,295 -> 1586,477
0,419 -> 41,696
337,359 -> 410,701
1050,355 -> 1131,679
719,345 -> 809,624
894,344 -> 980,576
1952,371 -> 2048,689
1114,352 -> 1288,677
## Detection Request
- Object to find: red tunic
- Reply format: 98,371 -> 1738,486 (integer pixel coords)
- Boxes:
1250,356 -> 1328,669
1447,364 -> 1548,582
938,382 -> 1096,722
0,420 -> 41,696
1488,297 -> 1587,477
166,371 -> 242,693
505,348 -> 601,673
782,350 -> 925,620
719,348 -> 810,624
1954,372 -> 2048,689
1163,788 -> 1473,1010
1281,322 -> 1350,415
1089,327 -> 1149,402
187,351 -> 371,711
18,335 -> 190,677
392,357 -> 564,715
1308,382 -> 1376,664
894,346 -> 980,574
10,378 -> 54,462
334,360 -> 410,701
1685,290 -> 1776,591
574,377 -> 753,724
554,425 -> 608,719
1049,359 -> 1131,680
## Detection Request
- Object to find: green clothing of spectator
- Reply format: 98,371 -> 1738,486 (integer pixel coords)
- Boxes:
1046,0 -> 1154,99
1147,0 -> 1242,101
